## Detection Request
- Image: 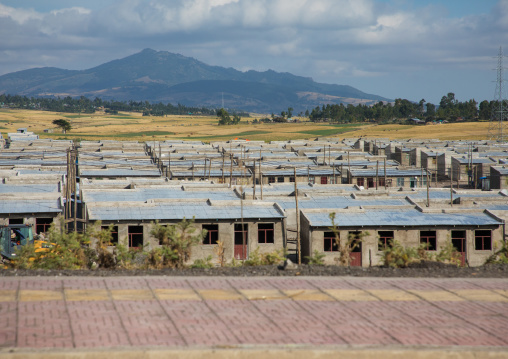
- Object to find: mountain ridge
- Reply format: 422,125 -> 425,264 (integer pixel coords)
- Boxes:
0,48 -> 391,113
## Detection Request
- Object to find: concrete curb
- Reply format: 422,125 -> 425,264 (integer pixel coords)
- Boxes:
1,346 -> 508,359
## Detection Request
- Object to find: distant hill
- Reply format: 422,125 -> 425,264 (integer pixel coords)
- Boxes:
0,48 -> 391,113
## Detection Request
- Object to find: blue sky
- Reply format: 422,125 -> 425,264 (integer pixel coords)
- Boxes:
0,0 -> 506,106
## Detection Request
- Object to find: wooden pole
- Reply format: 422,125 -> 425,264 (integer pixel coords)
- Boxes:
426,169 -> 430,207
252,160 -> 256,199
230,154 -> 233,187
222,153 -> 225,183
259,158 -> 263,200
376,160 -> 379,190
348,151 -> 351,184
450,167 -> 453,207
294,167 -> 301,265
72,150 -> 77,233
384,158 -> 387,189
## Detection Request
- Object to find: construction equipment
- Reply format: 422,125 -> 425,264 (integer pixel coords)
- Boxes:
0,224 -> 51,259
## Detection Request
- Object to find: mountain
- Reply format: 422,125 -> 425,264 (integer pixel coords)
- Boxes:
0,48 -> 390,113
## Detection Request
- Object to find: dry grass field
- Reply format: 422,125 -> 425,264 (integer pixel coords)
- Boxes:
0,108 -> 493,142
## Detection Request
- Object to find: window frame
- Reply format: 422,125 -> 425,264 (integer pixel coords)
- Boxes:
420,230 -> 437,251
258,223 -> 274,244
323,231 -> 338,252
474,230 -> 492,251
378,231 -> 394,251
202,224 -> 219,245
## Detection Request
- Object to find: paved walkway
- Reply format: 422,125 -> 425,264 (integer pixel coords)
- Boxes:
0,276 -> 508,358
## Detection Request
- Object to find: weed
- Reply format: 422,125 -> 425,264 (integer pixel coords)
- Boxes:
114,243 -> 139,269
305,250 -> 325,265
191,255 -> 214,268
243,247 -> 285,266
485,240 -> 508,264
87,222 -> 116,269
381,240 -> 420,268
214,240 -> 226,267
146,246 -> 178,269
382,239 -> 462,268
435,242 -> 462,266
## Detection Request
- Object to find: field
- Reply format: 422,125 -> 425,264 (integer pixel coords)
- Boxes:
0,108 -> 495,142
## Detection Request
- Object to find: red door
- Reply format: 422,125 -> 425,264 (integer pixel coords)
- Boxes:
234,224 -> 248,260
321,176 -> 328,184
349,240 -> 362,267
234,244 -> 247,260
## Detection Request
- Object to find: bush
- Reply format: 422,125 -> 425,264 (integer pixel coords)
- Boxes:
191,255 -> 214,268
382,240 -> 463,268
381,240 -> 421,268
243,248 -> 285,266
305,250 -> 325,265
149,218 -> 207,268
10,219 -> 89,270
485,240 -> 508,264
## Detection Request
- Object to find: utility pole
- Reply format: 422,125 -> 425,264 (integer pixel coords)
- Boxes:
294,167 -> 301,265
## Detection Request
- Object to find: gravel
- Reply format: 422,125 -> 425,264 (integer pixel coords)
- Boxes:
1,262 -> 507,278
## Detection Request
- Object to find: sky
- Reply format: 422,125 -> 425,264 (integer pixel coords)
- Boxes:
1,0 -> 507,105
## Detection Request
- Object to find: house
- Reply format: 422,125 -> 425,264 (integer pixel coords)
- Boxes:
347,168 -> 429,189
85,199 -> 285,263
300,206 -> 504,267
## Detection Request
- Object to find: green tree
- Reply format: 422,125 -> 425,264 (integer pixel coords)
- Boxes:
217,108 -> 231,125
479,100 -> 491,121
52,119 -> 72,133
150,218 -> 207,268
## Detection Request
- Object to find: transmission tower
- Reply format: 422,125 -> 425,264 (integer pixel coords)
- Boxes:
488,47 -> 508,142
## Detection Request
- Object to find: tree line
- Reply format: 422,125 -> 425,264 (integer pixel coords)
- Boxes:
0,94 -> 217,116
0,92 -> 504,124
308,93 -> 503,124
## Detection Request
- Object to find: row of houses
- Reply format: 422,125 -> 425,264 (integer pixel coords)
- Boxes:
1,137 -> 508,267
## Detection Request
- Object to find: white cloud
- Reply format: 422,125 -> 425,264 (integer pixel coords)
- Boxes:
0,0 -> 506,104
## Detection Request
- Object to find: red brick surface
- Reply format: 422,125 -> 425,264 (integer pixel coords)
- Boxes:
0,276 -> 507,350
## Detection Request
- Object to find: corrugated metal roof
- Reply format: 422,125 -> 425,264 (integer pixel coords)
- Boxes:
276,196 -> 410,210
0,199 -> 62,214
261,169 -> 337,176
304,208 -> 502,228
80,169 -> 161,177
0,184 -> 59,193
87,201 -> 284,221
83,188 -> 238,202
350,169 -> 426,177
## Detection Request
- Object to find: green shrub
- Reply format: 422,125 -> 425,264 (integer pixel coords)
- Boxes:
435,242 -> 462,266
114,243 -> 140,269
381,240 -> 421,268
243,248 -> 285,266
10,219 -> 89,270
305,250 -> 325,265
191,255 -> 214,268
485,240 -> 508,264
150,218 -> 206,268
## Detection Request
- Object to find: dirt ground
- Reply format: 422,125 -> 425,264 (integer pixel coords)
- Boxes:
1,262 -> 507,278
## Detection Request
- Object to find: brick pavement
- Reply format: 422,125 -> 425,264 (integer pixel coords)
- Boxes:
0,276 -> 507,356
